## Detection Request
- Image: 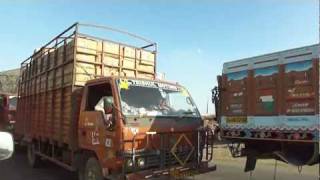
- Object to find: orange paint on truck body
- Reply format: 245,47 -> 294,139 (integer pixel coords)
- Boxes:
15,23 -> 215,179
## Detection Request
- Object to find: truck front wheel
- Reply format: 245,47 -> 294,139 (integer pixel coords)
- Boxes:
84,157 -> 104,180
27,143 -> 41,168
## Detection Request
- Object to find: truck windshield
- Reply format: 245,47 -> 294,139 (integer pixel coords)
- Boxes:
9,97 -> 17,110
117,79 -> 200,118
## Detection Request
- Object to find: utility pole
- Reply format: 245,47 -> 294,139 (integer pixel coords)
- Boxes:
206,97 -> 209,114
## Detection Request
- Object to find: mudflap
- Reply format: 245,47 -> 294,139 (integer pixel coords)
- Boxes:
244,154 -> 257,172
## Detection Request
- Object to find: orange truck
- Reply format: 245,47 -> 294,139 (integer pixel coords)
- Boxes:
213,44 -> 319,171
15,23 -> 215,180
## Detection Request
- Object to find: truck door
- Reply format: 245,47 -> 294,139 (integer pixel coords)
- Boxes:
78,81 -> 117,155
0,95 -> 8,129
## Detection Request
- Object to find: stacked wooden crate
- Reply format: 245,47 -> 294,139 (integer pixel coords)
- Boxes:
17,35 -> 156,146
74,37 -> 155,86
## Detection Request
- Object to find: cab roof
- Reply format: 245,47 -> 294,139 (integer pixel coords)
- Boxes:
85,76 -> 181,87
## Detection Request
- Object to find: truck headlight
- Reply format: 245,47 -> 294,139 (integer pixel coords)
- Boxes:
126,159 -> 133,168
137,158 -> 145,167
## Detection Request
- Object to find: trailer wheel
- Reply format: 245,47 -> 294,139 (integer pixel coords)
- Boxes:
27,143 -> 41,168
84,157 -> 104,180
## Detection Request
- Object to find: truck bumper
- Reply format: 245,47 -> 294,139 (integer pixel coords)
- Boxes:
126,162 -> 216,180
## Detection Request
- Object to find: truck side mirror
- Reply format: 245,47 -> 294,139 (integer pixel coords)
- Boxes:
0,132 -> 14,161
186,97 -> 192,105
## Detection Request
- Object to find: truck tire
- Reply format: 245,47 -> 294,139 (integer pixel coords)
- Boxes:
84,157 -> 104,180
27,143 -> 42,168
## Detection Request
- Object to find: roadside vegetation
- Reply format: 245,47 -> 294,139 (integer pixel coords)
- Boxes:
0,69 -> 19,94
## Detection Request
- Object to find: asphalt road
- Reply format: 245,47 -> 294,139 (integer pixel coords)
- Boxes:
0,149 -> 318,180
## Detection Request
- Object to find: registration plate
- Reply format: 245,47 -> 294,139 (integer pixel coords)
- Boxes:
169,168 -> 197,179
226,117 -> 247,124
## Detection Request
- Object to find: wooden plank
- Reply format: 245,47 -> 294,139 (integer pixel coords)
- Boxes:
44,49 -> 50,140
51,41 -> 58,142
123,57 -> 135,70
101,41 -> 104,76
103,53 -> 119,67
76,37 -> 98,55
134,49 -> 138,77
59,40 -> 66,145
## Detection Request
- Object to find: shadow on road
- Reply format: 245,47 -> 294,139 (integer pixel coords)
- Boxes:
0,146 -> 77,180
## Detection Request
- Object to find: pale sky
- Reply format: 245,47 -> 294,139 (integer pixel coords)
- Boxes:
0,0 -> 318,114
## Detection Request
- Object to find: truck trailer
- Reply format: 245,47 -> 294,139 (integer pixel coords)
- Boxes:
15,23 -> 215,180
213,44 -> 319,171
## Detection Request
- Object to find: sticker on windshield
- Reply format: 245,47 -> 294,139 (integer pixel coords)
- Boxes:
119,79 -> 129,90
119,79 -> 180,92
181,88 -> 189,97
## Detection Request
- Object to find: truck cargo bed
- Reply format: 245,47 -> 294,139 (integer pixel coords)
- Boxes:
16,23 -> 157,149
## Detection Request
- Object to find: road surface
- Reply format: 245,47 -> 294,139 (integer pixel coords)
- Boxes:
0,148 -> 318,180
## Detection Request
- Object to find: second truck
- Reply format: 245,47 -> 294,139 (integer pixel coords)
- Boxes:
15,23 -> 216,180
214,44 -> 319,172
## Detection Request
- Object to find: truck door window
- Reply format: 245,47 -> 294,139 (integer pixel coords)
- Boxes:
9,97 -> 17,110
86,83 -> 113,111
0,96 -> 4,109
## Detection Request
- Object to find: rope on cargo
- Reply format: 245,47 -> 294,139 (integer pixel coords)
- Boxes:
78,23 -> 156,46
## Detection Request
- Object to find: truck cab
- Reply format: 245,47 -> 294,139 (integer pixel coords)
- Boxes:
78,76 -> 215,179
0,94 -> 8,130
0,94 -> 16,131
